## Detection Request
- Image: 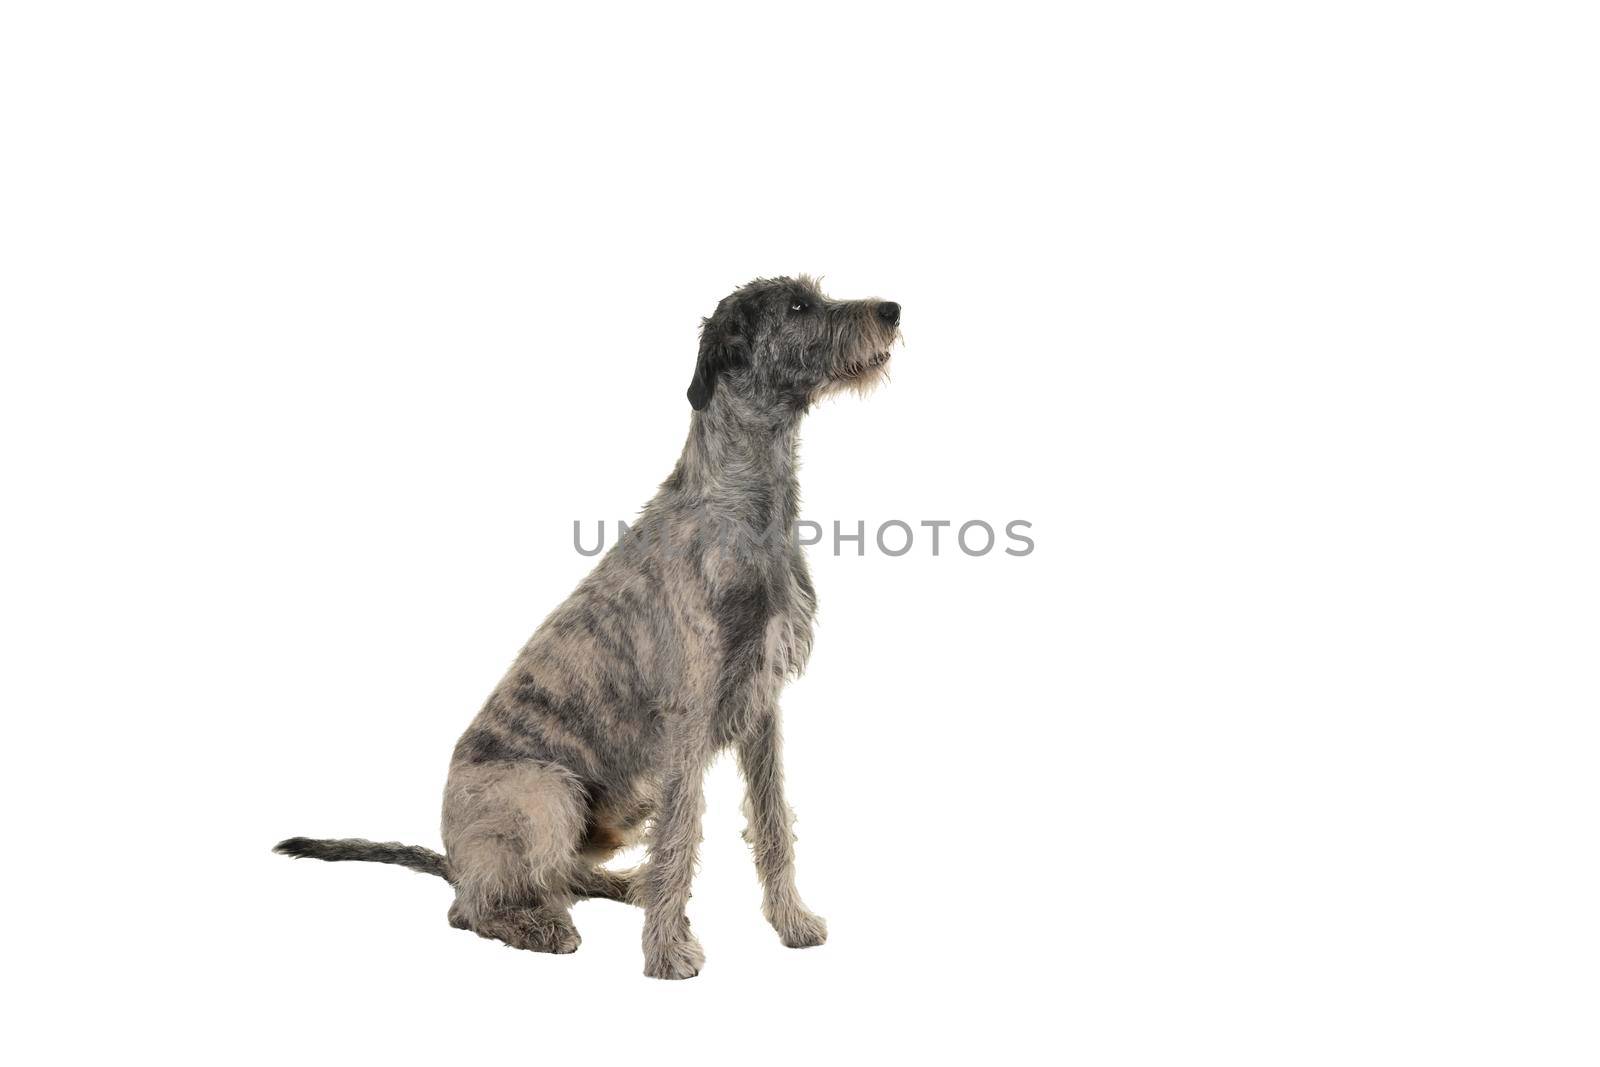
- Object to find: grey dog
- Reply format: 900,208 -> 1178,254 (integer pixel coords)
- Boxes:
276,276 -> 901,979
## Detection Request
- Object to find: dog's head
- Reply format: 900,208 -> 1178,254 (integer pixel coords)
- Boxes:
687,276 -> 901,412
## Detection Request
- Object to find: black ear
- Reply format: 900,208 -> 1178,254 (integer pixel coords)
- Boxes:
687,301 -> 750,410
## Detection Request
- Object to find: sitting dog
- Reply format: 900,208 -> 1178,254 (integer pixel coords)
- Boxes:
277,275 -> 901,979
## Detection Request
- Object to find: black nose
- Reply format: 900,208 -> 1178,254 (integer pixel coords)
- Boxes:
877,301 -> 901,327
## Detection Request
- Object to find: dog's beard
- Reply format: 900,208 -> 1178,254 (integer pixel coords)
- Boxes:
812,337 -> 897,402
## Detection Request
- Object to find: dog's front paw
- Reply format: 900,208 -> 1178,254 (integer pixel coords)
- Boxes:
773,908 -> 828,949
643,933 -> 705,980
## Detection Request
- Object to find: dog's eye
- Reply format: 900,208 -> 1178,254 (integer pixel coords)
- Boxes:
789,300 -> 809,314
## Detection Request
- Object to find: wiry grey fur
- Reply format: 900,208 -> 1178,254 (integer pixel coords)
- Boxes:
276,276 -> 901,979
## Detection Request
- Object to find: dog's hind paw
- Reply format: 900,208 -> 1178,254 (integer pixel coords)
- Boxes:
643,934 -> 705,980
461,905 -> 582,955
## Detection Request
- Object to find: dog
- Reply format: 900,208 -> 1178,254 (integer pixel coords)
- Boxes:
277,275 -> 900,978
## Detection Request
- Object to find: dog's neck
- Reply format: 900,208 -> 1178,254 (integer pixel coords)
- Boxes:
673,397 -> 803,535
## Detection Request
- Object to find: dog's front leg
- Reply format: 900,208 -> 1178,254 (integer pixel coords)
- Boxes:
737,712 -> 828,948
640,747 -> 710,979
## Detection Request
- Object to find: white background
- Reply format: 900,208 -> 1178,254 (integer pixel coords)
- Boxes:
3,2 -> 1596,1064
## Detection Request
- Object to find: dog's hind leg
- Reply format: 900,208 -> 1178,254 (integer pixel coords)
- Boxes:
573,796 -> 647,904
574,865 -> 638,903
441,759 -> 587,954
737,712 -> 828,948
459,903 -> 581,954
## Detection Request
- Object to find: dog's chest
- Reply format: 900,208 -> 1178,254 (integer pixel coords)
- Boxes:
707,559 -> 815,742
723,564 -> 814,675
762,604 -> 811,680
773,555 -> 817,674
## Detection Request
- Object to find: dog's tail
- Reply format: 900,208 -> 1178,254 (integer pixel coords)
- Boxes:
274,836 -> 451,881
